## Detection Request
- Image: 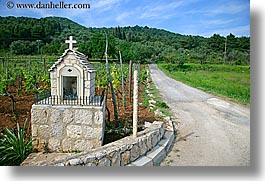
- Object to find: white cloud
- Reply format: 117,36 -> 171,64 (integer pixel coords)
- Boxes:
201,18 -> 237,26
116,11 -> 132,22
139,1 -> 183,20
186,2 -> 249,15
91,0 -> 123,12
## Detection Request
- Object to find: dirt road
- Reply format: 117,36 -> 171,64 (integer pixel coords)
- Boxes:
150,64 -> 250,166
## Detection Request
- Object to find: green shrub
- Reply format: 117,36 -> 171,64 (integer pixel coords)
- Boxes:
0,119 -> 33,166
156,101 -> 169,108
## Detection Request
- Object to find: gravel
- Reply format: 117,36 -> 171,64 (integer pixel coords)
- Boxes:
150,64 -> 250,166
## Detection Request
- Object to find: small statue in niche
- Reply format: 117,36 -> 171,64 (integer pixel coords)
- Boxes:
71,79 -> 77,97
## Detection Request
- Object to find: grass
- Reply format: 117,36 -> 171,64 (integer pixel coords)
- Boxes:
140,75 -> 172,118
158,63 -> 250,105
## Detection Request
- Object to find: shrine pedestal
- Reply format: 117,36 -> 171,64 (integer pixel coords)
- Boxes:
31,103 -> 106,152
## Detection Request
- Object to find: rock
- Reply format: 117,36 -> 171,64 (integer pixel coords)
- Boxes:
154,109 -> 163,117
144,122 -> 152,128
74,109 -> 92,125
66,125 -> 82,138
94,111 -> 103,126
67,158 -> 83,166
121,151 -> 130,166
148,99 -> 156,104
130,144 -> 140,162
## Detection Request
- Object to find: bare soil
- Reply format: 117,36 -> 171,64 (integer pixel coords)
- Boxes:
0,80 -> 159,144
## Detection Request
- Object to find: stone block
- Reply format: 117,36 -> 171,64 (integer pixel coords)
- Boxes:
31,108 -> 48,124
146,145 -> 166,165
130,156 -> 153,166
130,143 -> 140,162
63,109 -> 73,123
161,131 -> 174,152
73,139 -> 85,151
66,125 -> 82,138
74,139 -> 93,151
31,124 -> 38,137
32,139 -> 39,148
98,157 -> 111,166
151,133 -> 158,147
109,151 -> 121,166
94,111 -> 103,126
67,158 -> 83,166
61,138 -> 72,151
38,125 -> 49,139
82,126 -> 93,139
50,124 -> 63,137
50,109 -> 61,123
139,139 -> 148,156
121,151 -> 130,166
74,109 -> 93,125
146,135 -> 153,151
83,154 -> 96,165
49,138 -> 61,152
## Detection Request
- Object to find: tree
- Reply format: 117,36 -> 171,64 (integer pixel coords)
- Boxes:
10,40 -> 37,55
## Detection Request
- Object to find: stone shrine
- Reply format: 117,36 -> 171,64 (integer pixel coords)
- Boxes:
49,36 -> 96,101
31,36 -> 106,152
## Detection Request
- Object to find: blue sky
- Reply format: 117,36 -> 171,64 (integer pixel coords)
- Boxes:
0,0 -> 250,37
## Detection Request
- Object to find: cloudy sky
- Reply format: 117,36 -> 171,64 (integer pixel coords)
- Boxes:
0,0 -> 250,37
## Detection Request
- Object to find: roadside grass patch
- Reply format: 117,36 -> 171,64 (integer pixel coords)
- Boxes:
140,74 -> 172,118
158,63 -> 250,105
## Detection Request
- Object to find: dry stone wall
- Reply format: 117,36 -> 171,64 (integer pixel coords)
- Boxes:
31,103 -> 105,152
22,121 -> 171,166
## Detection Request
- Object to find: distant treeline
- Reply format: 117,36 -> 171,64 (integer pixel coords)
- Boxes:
0,16 -> 250,65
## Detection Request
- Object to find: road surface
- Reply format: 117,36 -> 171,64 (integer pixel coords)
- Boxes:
149,64 -> 250,166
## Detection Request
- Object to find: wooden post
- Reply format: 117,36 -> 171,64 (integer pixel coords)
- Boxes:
43,58 -> 46,75
105,35 -> 118,121
133,67 -> 138,138
129,60 -> 133,103
119,51 -> 126,109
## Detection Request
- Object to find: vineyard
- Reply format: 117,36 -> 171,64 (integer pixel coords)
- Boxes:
0,56 -> 158,143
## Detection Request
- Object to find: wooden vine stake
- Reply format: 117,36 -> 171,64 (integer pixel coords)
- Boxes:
133,66 -> 138,138
105,35 -> 118,121
119,51 -> 126,109
128,60 -> 133,103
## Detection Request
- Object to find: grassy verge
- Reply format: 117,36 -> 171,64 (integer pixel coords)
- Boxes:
158,63 -> 250,105
140,71 -> 171,118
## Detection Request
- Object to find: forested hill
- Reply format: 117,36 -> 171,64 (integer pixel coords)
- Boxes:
0,16 -> 250,65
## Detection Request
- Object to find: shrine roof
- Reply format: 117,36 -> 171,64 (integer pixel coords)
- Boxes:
49,49 -> 96,72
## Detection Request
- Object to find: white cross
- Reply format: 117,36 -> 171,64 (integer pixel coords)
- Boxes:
65,36 -> 77,50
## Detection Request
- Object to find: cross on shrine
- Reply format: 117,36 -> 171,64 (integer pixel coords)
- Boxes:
65,36 -> 77,50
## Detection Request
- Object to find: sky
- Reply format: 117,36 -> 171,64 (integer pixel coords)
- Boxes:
0,0 -> 250,37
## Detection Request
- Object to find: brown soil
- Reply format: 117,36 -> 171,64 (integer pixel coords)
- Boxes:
103,81 -> 159,124
0,80 -> 159,139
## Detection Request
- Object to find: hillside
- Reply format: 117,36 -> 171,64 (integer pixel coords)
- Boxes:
0,16 -> 250,65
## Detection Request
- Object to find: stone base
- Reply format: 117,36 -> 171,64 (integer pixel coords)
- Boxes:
31,104 -> 105,152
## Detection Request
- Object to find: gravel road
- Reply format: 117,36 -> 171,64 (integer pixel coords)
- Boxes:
149,64 -> 250,166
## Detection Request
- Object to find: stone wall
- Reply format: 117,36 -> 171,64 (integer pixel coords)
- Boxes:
31,102 -> 105,152
22,121 -> 173,166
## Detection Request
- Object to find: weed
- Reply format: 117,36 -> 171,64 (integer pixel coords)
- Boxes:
0,119 -> 33,165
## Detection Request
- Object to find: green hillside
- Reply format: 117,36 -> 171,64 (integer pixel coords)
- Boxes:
0,16 -> 250,64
